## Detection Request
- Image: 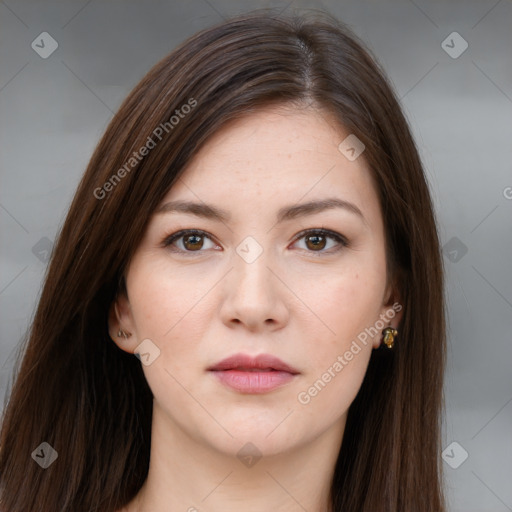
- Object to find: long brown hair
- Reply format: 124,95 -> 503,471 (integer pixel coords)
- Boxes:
0,10 -> 446,511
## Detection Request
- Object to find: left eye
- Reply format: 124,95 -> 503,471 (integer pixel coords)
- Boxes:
292,229 -> 348,253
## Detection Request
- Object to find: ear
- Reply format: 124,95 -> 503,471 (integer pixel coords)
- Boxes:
108,292 -> 138,354
374,277 -> 404,349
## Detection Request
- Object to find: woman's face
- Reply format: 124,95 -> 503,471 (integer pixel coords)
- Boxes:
111,105 -> 402,457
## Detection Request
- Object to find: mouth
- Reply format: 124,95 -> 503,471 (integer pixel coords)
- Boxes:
207,353 -> 300,394
225,367 -> 279,372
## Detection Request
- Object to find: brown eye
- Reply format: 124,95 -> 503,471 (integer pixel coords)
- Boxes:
162,230 -> 219,253
293,229 -> 348,254
305,234 -> 327,251
183,233 -> 204,251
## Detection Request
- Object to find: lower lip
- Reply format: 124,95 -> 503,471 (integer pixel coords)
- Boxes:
209,370 -> 297,393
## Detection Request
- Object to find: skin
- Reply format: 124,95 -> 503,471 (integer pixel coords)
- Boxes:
111,104 -> 403,512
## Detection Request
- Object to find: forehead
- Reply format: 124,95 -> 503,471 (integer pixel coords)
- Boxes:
160,105 -> 381,228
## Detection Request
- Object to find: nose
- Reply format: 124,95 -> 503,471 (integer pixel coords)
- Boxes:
219,246 -> 290,333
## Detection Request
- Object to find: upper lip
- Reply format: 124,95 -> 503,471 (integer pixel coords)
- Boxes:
207,353 -> 300,374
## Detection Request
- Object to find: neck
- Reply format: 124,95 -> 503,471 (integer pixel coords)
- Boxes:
124,401 -> 345,512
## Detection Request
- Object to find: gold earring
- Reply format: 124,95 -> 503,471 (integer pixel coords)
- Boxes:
382,327 -> 397,349
114,302 -> 132,339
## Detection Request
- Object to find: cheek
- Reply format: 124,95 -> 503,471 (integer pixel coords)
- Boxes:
297,273 -> 378,415
303,266 -> 385,342
295,260 -> 386,408
126,257 -> 221,394
296,300 -> 374,417
127,255 -> 214,339
126,261 -> 211,400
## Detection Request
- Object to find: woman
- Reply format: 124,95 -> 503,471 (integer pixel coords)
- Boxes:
0,10 -> 446,512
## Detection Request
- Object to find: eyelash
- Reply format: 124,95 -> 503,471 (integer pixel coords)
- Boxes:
161,228 -> 349,256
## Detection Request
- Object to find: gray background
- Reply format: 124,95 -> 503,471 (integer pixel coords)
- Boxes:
1,0 -> 511,510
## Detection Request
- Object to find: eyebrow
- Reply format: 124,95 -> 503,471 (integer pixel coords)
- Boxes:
155,197 -> 366,224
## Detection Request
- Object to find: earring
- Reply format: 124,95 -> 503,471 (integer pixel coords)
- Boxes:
114,302 -> 131,339
382,327 -> 398,349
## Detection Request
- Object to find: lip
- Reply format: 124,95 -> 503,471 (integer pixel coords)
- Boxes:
207,353 -> 300,394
